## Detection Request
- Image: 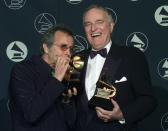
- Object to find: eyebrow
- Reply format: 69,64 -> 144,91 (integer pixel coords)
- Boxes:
59,43 -> 73,48
60,43 -> 67,46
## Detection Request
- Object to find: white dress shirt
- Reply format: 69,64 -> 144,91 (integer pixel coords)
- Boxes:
85,41 -> 112,100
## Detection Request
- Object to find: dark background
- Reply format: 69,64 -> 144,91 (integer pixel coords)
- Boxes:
0,0 -> 168,131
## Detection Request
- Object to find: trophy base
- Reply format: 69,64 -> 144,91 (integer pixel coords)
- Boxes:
88,96 -> 114,110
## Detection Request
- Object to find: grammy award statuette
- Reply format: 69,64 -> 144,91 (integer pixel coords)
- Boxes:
89,78 -> 117,110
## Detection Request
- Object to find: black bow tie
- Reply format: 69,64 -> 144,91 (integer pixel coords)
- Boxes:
90,48 -> 107,59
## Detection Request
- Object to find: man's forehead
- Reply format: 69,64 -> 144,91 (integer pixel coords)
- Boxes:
85,9 -> 107,20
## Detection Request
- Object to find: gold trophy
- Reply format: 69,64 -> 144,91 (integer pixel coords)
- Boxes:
63,53 -> 85,89
62,53 -> 85,103
89,77 -> 117,110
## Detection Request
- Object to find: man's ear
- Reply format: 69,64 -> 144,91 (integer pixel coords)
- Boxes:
42,43 -> 49,54
110,22 -> 114,33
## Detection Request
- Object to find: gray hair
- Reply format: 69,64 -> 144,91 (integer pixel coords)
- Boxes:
41,24 -> 74,54
83,4 -> 114,25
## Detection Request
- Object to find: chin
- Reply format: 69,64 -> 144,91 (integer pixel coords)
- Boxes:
92,45 -> 102,50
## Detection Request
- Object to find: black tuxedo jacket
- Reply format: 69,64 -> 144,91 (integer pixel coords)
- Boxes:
8,55 -> 75,131
75,43 -> 157,131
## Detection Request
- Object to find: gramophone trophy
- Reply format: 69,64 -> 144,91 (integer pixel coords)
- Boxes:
61,53 -> 85,103
88,77 -> 117,110
63,53 -> 85,90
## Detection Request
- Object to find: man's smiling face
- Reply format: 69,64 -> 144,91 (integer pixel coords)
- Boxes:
84,8 -> 114,50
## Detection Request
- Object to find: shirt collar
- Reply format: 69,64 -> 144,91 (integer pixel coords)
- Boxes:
104,40 -> 112,54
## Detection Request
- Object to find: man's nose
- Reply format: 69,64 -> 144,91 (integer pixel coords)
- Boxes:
64,48 -> 71,57
91,23 -> 96,31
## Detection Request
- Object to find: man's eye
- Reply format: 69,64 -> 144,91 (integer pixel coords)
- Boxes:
84,22 -> 91,27
60,45 -> 68,51
96,20 -> 104,24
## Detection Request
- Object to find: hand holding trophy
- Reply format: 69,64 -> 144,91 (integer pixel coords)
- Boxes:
63,53 -> 85,89
62,53 -> 85,103
89,76 -> 117,110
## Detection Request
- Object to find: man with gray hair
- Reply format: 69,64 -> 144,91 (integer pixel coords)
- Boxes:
9,24 -> 77,131
75,4 -> 157,131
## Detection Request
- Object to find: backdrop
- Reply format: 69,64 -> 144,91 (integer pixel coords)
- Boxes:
0,0 -> 168,131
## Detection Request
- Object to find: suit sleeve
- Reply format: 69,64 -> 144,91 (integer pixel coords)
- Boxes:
9,63 -> 66,123
121,48 -> 157,128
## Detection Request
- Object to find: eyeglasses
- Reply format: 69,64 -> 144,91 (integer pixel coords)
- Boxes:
55,44 -> 73,52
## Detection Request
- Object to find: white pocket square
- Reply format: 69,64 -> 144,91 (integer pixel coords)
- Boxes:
115,76 -> 127,83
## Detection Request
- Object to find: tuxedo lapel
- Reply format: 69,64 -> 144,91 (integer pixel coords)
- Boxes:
80,44 -> 122,103
100,44 -> 122,83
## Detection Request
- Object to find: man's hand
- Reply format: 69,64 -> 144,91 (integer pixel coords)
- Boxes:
96,99 -> 124,122
53,56 -> 70,81
62,87 -> 77,104
67,87 -> 77,97
62,87 -> 77,97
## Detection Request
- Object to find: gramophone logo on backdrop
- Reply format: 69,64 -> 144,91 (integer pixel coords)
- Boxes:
155,5 -> 168,26
106,7 -> 118,25
6,41 -> 28,62
4,0 -> 26,10
66,0 -> 83,4
34,13 -> 56,34
157,58 -> 168,80
73,35 -> 89,54
126,32 -> 148,52
161,112 -> 168,131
